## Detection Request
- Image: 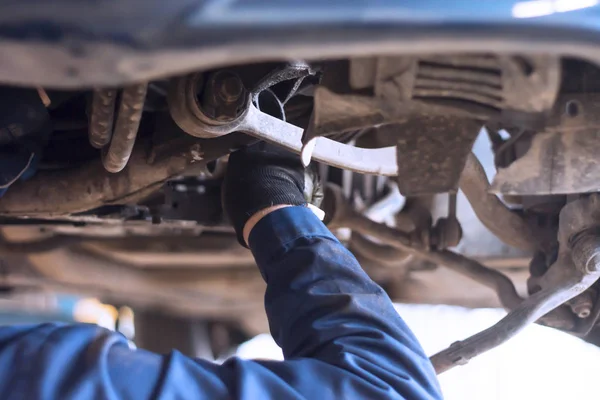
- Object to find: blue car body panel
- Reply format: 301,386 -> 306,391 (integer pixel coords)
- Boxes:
0,1 -> 598,86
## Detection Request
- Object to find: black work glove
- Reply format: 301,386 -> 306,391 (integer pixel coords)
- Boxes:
223,142 -> 322,246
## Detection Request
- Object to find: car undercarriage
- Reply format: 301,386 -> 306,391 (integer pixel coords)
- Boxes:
3,0 -> 600,372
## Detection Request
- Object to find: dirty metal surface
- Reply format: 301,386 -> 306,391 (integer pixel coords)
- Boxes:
350,54 -> 560,113
102,83 -> 148,173
492,95 -> 600,195
89,89 -> 117,149
460,153 -> 538,251
0,133 -> 250,216
309,87 -> 496,138
499,55 -> 561,114
395,117 -> 482,195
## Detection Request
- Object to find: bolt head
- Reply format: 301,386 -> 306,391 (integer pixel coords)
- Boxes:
217,74 -> 244,103
578,309 -> 591,318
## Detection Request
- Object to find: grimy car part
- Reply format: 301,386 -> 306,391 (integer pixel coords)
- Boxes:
3,0 -> 600,372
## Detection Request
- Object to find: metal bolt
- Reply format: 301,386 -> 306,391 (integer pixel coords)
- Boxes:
570,296 -> 593,319
577,308 -> 591,319
217,74 -> 244,103
199,71 -> 246,121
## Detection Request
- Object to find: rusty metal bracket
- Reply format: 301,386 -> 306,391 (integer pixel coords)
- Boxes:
395,117 -> 482,195
350,54 -> 560,114
307,87 -> 496,139
492,94 -> 600,195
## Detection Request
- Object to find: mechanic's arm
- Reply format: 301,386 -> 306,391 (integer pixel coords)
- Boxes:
241,204 -> 442,399
0,144 -> 441,399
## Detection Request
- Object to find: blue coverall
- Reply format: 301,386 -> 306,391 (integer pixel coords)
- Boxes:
0,207 -> 442,399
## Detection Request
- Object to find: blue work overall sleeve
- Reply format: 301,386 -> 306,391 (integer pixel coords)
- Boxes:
0,206 -> 441,399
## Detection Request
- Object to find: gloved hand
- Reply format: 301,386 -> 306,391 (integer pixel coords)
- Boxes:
222,142 -> 322,246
